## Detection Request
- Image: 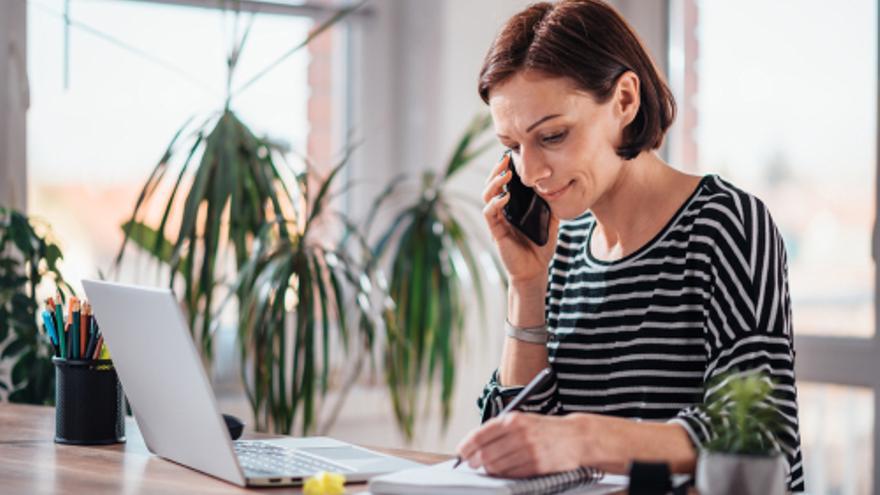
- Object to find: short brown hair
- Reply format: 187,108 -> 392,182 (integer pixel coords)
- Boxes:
478,0 -> 675,160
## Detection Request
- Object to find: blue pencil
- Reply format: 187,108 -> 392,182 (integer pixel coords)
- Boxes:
41,310 -> 58,347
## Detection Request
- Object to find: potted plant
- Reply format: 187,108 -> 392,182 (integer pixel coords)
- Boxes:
115,4 -> 380,436
366,113 -> 505,439
0,207 -> 70,404
235,156 -> 389,435
697,371 -> 787,495
115,3 -> 364,365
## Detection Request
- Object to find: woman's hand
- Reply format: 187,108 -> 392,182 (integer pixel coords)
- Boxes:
457,412 -> 698,477
455,412 -> 589,478
482,154 -> 560,286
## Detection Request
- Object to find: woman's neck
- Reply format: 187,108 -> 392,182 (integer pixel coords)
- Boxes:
589,152 -> 698,261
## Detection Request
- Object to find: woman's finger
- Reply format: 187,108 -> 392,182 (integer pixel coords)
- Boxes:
479,434 -> 533,473
455,416 -> 510,464
484,153 -> 511,185
482,190 -> 512,236
482,168 -> 513,203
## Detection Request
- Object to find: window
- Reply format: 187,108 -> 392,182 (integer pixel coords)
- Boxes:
27,0 -> 316,288
669,0 -> 877,338
669,1 -> 879,492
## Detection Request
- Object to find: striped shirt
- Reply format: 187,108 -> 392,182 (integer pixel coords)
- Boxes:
478,175 -> 804,491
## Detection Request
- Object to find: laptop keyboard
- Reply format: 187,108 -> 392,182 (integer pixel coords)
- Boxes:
234,440 -> 355,477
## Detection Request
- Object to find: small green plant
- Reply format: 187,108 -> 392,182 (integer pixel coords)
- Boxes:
0,207 -> 70,404
704,371 -> 783,456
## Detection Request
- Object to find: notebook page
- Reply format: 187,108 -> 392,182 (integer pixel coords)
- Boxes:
368,459 -> 624,495
369,459 -> 512,494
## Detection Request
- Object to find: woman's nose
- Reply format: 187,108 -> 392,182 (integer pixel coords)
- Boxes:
518,148 -> 551,188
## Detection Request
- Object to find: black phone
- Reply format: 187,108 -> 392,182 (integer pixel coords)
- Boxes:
501,152 -> 551,246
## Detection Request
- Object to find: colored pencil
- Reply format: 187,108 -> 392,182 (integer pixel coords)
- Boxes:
71,300 -> 81,360
80,301 -> 89,358
54,292 -> 65,358
91,335 -> 104,360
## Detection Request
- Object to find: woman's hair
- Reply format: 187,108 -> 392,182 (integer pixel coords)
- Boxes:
478,0 -> 675,160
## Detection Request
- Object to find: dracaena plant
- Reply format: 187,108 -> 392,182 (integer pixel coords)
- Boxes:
236,155 -> 389,435
366,113 -> 506,439
114,3 -> 363,365
0,207 -> 71,404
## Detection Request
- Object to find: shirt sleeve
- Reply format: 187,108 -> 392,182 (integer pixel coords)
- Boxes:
668,191 -> 805,492
476,368 -> 563,423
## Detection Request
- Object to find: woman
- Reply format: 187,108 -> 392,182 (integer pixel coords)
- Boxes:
455,0 -> 804,491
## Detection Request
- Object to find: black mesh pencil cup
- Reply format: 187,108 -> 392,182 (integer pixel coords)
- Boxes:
53,357 -> 126,445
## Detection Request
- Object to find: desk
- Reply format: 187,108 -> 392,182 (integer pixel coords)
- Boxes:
0,403 -> 450,494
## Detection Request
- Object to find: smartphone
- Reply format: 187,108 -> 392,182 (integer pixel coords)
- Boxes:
501,152 -> 551,246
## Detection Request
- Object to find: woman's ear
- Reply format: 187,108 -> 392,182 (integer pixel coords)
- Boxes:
613,71 -> 640,129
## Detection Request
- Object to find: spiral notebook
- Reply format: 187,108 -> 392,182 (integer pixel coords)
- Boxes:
368,459 -> 628,495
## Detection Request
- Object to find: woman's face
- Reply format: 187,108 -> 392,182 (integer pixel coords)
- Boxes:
488,70 -> 631,220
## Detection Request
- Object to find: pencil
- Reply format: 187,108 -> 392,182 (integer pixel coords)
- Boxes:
80,301 -> 89,358
85,320 -> 96,360
71,299 -> 80,360
54,292 -> 65,358
91,335 -> 104,360
65,323 -> 73,359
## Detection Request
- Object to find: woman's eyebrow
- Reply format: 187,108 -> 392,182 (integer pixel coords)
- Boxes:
496,114 -> 563,139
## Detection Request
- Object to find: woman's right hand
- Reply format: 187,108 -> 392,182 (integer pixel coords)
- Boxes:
482,153 -> 559,287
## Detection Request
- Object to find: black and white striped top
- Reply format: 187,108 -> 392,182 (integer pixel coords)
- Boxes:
478,175 -> 804,491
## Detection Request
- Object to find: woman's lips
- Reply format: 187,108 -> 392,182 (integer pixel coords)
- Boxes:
539,180 -> 573,201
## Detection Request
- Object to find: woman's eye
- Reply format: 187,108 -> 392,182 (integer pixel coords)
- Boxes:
542,131 -> 566,144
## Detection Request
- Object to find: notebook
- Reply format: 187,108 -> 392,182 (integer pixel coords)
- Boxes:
368,459 -> 629,495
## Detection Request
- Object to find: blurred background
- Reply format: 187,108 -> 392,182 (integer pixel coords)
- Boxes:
0,1 -> 876,493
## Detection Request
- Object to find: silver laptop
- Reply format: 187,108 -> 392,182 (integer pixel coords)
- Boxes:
83,279 -> 421,487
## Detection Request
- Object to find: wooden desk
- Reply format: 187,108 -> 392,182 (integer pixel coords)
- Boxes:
0,403 -> 450,494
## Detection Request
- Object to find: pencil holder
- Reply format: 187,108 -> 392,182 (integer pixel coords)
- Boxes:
53,357 -> 126,445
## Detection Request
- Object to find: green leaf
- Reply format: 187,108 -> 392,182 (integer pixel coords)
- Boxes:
120,221 -> 178,267
442,113 -> 493,181
11,350 -> 35,388
2,338 -> 28,359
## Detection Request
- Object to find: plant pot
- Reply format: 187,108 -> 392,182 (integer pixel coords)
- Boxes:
696,450 -> 786,495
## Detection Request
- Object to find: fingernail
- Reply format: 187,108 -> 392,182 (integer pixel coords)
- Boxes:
499,170 -> 507,178
496,190 -> 508,199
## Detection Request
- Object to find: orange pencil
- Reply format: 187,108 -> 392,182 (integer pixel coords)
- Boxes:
91,335 -> 104,360
80,301 -> 89,358
66,297 -> 77,321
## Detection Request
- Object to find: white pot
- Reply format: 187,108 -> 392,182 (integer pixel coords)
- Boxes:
696,450 -> 786,495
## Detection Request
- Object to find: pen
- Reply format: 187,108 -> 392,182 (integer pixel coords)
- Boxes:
453,367 -> 556,469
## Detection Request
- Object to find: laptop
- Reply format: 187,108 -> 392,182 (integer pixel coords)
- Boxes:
82,279 -> 421,487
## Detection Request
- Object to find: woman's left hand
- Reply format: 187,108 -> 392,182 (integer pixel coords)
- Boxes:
455,412 -> 590,478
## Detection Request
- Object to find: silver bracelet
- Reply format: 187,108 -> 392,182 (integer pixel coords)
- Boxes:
504,319 -> 549,344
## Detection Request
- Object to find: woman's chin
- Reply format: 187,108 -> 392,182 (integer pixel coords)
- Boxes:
551,202 -> 591,221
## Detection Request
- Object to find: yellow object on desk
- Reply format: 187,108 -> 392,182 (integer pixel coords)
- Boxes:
303,471 -> 346,495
